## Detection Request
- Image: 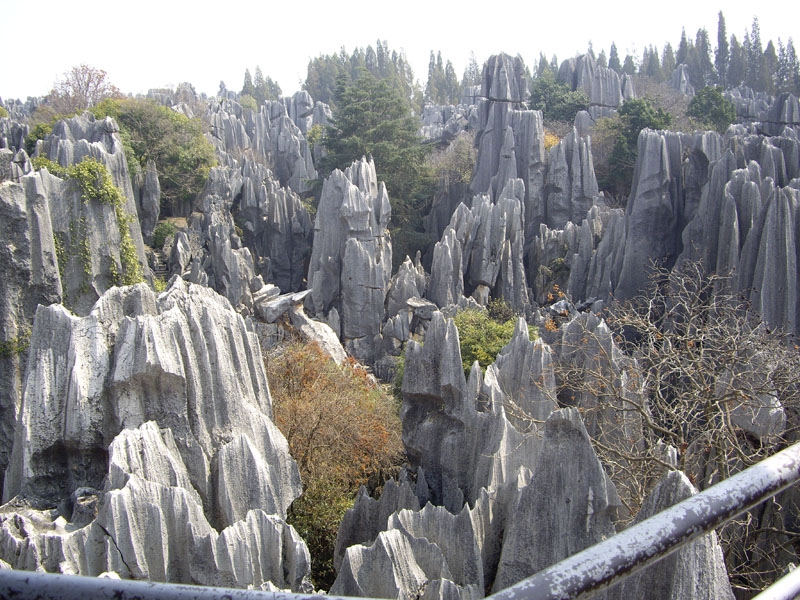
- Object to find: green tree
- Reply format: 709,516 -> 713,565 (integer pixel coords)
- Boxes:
622,54 -> 637,75
305,43 -> 421,110
241,68 -> 255,98
687,86 -> 736,132
598,98 -> 672,200
461,52 -> 482,88
319,70 -> 433,260
642,46 -> 662,81
608,43 -> 622,72
728,34 -> 747,87
745,18 -> 766,91
662,43 -> 677,78
777,38 -> 800,95
530,69 -> 590,123
677,29 -> 690,65
763,41 -> 779,94
92,98 -> 215,213
715,11 -> 729,86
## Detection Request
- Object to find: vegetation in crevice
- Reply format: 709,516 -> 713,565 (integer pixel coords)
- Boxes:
265,341 -> 404,590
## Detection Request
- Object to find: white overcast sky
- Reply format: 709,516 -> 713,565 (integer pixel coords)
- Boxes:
1,1 -> 795,101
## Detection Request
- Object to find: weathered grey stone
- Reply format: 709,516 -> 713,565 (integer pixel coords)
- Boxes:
135,160 -> 160,245
0,280 -> 308,590
558,54 -> 626,109
334,478 -> 420,572
492,407 -> 619,593
607,471 -> 734,600
401,311 -> 542,512
288,303 -> 347,365
332,528 -> 459,599
761,93 -> 800,137
308,157 -> 392,364
669,64 -> 696,97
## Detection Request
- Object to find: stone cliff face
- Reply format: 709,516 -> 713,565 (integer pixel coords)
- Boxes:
331,308 -> 732,599
0,280 -> 309,590
307,157 -> 392,364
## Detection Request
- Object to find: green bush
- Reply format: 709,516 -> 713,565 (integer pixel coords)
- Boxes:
31,156 -> 68,178
152,221 -> 177,249
530,70 -> 590,124
453,307 -> 517,377
687,86 -> 737,133
24,122 -> 54,156
0,106 -> 8,118
91,98 -> 215,212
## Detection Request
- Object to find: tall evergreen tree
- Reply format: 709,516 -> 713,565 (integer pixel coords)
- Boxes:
642,46 -> 662,81
622,54 -> 637,75
677,29 -> 690,65
715,11 -> 729,87
597,50 -> 608,68
365,45 -> 378,75
444,60 -> 461,104
253,67 -> 266,105
462,52 -> 481,88
763,41 -> 779,94
784,39 -> 800,95
662,43 -> 677,78
609,43 -> 622,72
693,28 -> 715,86
241,69 -> 255,98
536,52 -> 552,77
728,34 -> 747,88
745,18 -> 764,90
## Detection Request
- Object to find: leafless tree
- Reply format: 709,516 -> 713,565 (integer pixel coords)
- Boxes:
550,259 -> 800,592
47,64 -> 121,114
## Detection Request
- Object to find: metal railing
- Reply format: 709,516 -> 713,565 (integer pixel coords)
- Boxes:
1,443 -> 800,600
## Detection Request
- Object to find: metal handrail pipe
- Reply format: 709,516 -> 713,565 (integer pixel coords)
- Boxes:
751,566 -> 800,600
0,569 -> 359,600
489,442 -> 800,600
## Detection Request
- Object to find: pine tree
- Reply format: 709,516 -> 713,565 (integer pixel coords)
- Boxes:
728,34 -> 746,88
253,66 -> 266,106
662,43 -> 676,78
622,54 -> 637,75
643,46 -> 662,81
597,50 -> 608,68
694,28 -> 715,86
677,29 -> 690,65
746,18 -> 764,90
444,60 -> 461,104
715,11 -> 729,87
241,69 -> 255,98
763,41 -> 779,94
609,43 -> 622,72
461,52 -> 481,88
365,45 -> 378,75
786,39 -> 800,95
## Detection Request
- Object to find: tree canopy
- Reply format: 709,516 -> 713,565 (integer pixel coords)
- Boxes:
318,70 -> 433,262
48,64 -> 121,114
91,97 -> 216,213
596,98 -> 672,201
687,86 -> 736,133
304,41 -> 421,110
529,69 -> 590,124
